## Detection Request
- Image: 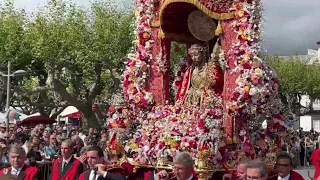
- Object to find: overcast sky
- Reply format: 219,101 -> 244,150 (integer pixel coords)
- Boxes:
3,0 -> 320,55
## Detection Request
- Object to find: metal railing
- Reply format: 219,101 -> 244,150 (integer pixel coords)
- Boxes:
36,162 -> 54,180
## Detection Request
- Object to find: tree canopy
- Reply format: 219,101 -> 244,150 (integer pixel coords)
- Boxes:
268,55 -> 320,113
0,0 -> 134,127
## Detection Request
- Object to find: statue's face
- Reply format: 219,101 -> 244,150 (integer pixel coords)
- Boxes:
190,49 -> 204,66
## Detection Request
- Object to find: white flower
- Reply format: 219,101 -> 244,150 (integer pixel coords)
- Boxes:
249,87 -> 257,96
112,114 -> 118,120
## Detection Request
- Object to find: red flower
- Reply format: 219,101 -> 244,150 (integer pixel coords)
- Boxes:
197,120 -> 205,129
242,62 -> 251,69
108,106 -> 116,114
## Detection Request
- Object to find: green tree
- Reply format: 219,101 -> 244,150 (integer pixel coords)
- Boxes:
0,0 -> 134,127
268,55 -> 320,113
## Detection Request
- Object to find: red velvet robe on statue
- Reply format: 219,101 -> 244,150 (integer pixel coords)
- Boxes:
176,64 -> 224,104
0,165 -> 38,180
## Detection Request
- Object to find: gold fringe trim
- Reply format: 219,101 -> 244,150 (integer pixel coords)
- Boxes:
215,21 -> 223,36
158,28 -> 166,39
159,0 -> 234,26
225,136 -> 239,145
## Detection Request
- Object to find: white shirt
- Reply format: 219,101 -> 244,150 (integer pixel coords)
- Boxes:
63,156 -> 72,164
278,174 -> 290,180
89,170 -> 108,180
11,166 -> 23,176
89,170 -> 99,180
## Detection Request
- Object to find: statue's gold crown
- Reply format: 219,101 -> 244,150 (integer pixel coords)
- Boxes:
189,44 -> 207,53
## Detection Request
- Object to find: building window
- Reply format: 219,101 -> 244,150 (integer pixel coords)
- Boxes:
313,120 -> 320,132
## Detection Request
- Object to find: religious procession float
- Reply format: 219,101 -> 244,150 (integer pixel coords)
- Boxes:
106,0 -> 289,179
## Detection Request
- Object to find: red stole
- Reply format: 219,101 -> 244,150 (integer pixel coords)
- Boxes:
143,171 -> 153,180
311,149 -> 320,180
51,158 -> 81,180
78,170 -> 90,180
0,165 -> 38,180
176,66 -> 192,102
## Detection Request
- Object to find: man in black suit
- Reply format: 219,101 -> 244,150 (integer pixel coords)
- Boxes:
152,152 -> 197,180
49,139 -> 83,180
78,146 -> 126,180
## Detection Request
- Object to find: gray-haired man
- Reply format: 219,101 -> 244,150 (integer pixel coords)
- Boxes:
155,152 -> 196,180
246,160 -> 268,180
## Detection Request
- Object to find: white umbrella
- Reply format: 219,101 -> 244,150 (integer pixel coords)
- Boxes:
59,106 -> 79,117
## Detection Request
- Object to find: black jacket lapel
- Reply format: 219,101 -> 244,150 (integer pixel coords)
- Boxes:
60,156 -> 75,178
17,165 -> 26,180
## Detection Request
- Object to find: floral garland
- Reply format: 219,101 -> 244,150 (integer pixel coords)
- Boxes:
123,0 -> 157,106
229,0 -> 279,116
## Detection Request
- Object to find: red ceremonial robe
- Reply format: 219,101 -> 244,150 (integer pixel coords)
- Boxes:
0,165 -> 38,180
51,156 -> 83,180
311,149 -> 320,180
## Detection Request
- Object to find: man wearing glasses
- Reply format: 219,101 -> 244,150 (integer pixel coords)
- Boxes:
268,152 -> 304,180
246,160 -> 268,180
155,152 -> 196,180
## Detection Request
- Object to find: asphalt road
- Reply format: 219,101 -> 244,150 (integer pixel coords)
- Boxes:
296,166 -> 315,179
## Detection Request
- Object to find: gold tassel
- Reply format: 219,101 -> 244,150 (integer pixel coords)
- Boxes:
215,21 -> 223,36
158,28 -> 166,39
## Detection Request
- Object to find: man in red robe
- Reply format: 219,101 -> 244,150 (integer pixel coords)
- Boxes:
78,146 -> 127,180
0,145 -> 38,180
267,152 -> 304,180
50,139 -> 83,180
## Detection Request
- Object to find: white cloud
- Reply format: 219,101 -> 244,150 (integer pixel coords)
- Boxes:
262,0 -> 320,55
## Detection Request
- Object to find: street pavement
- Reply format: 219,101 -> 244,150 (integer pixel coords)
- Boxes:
295,166 -> 315,179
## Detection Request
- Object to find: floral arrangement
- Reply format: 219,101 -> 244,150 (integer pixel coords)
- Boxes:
229,0 -> 280,116
106,105 -> 135,129
172,59 -> 191,95
123,0 -> 157,106
125,97 -> 230,167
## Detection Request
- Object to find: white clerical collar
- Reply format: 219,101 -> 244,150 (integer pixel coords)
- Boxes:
63,156 -> 72,164
278,174 -> 290,180
187,174 -> 193,180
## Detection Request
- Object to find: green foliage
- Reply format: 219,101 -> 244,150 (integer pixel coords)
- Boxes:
0,0 -> 134,127
268,55 -> 320,96
268,55 -> 320,112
